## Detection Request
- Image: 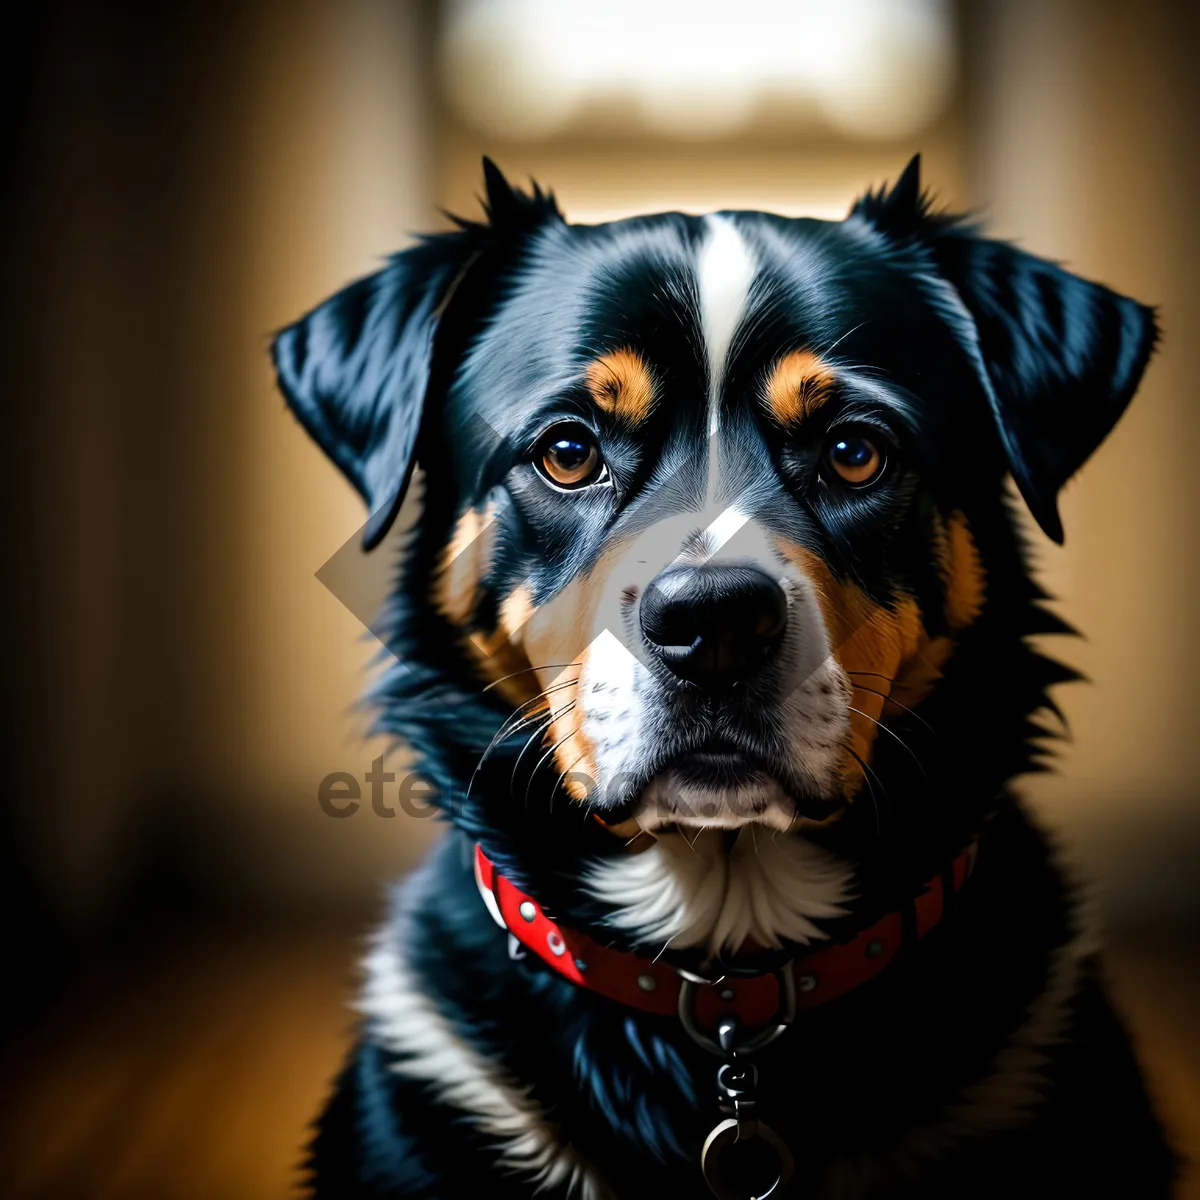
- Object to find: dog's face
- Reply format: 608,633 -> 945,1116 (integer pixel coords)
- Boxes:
429,208 -> 992,835
275,157 -> 1155,844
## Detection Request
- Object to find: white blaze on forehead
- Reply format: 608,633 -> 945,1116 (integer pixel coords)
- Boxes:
697,216 -> 757,440
667,504 -> 752,572
698,505 -> 750,559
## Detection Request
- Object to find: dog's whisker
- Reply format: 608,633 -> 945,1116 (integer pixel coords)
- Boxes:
850,684 -> 936,734
482,664 -> 580,693
516,714 -> 561,816
845,745 -> 887,847
554,749 -> 589,802
524,725 -> 580,813
511,701 -> 576,799
848,705 -> 929,783
486,698 -> 555,754
818,319 -> 869,359
464,683 -> 581,807
490,679 -> 582,749
507,712 -> 556,797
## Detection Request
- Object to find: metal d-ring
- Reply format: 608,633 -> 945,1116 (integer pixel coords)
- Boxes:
677,966 -> 797,1057
701,1116 -> 795,1200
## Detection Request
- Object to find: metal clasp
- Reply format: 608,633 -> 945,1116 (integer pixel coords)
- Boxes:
697,1013 -> 796,1200
677,964 -> 797,1057
676,970 -> 798,1198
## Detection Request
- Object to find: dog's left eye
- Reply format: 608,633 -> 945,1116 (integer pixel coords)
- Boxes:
825,430 -> 885,487
535,424 -> 606,489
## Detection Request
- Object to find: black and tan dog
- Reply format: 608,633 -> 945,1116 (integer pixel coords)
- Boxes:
273,156 -> 1174,1198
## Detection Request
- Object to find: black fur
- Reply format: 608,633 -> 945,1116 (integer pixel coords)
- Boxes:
274,157 -> 1173,1197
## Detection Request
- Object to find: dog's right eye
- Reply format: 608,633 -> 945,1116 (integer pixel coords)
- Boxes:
535,424 -> 606,489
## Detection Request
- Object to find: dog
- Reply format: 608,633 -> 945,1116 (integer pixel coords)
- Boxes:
273,156 -> 1175,1198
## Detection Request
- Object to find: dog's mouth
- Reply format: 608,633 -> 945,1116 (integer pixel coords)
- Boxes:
610,735 -> 840,833
668,738 -> 775,787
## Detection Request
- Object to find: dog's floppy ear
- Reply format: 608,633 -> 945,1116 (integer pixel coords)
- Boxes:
853,155 -> 1158,543
272,239 -> 468,549
272,157 -> 562,550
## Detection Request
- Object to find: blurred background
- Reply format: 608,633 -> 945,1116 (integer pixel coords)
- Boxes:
2,1 -> 1197,1195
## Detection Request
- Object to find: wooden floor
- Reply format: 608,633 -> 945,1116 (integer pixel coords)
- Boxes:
1,922 -> 1196,1199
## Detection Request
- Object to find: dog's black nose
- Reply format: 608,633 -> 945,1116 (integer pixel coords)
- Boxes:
639,565 -> 788,688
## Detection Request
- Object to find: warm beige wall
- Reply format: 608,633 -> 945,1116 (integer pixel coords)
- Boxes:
18,0 -> 447,924
437,120 -> 968,225
972,0 -> 1199,920
198,0 -> 445,906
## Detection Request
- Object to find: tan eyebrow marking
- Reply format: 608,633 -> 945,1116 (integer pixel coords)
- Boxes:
584,349 -> 656,424
763,349 -> 837,425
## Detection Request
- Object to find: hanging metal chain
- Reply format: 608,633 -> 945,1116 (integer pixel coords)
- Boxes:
678,970 -> 797,1199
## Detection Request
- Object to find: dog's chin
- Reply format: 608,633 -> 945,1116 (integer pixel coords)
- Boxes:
631,767 -> 798,833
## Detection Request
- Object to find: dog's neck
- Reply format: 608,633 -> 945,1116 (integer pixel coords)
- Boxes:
583,826 -> 855,958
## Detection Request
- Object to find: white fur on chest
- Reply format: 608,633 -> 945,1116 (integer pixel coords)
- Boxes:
585,828 -> 854,956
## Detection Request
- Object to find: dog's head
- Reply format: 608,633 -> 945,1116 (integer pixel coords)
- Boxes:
275,157 -> 1154,857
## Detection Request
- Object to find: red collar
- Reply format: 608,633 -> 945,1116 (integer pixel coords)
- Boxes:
474,840 -> 977,1039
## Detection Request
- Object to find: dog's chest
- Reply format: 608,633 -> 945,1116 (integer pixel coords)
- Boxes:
359,833 -> 1089,1200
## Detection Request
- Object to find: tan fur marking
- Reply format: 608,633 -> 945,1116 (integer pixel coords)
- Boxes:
940,511 -> 986,630
763,350 -> 837,425
498,585 -> 535,640
773,543 -> 926,794
555,687 -> 597,802
888,511 -> 987,712
585,349 -> 656,425
775,514 -> 987,793
519,555 -> 624,800
435,505 -> 494,626
459,583 -> 541,706
433,510 -> 540,706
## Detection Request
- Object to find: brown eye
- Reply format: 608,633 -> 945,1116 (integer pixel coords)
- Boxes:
537,424 -> 604,488
826,431 -> 885,486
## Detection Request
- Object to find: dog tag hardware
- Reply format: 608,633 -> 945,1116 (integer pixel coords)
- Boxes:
475,841 -> 979,1195
681,990 -> 797,1199
701,1117 -> 794,1200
